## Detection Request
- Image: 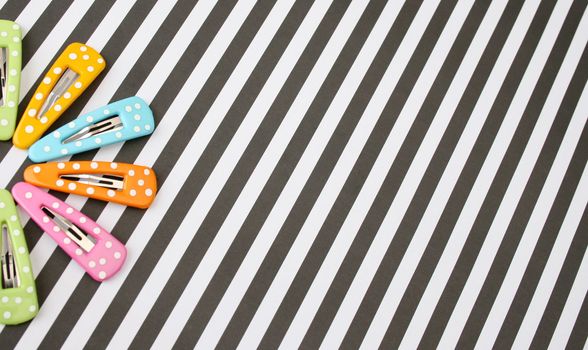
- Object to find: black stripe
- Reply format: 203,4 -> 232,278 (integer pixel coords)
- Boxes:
530,207 -> 588,348
565,268 -> 588,350
454,6 -> 587,348
81,1 -> 281,348
0,0 -> 30,22
493,98 -> 588,348
417,1 -> 584,347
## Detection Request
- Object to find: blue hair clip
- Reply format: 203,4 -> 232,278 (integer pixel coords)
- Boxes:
28,96 -> 154,163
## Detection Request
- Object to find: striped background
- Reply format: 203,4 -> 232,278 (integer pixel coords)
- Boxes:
0,0 -> 586,348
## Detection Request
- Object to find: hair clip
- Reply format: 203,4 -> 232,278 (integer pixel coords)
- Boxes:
28,96 -> 154,162
23,161 -> 157,209
11,182 -> 126,281
13,42 -> 105,149
0,189 -> 38,324
0,20 -> 22,141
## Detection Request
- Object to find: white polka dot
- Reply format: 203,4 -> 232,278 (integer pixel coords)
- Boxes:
86,116 -> 94,123
11,50 -> 18,57
44,146 -> 51,152
40,116 -> 49,124
12,24 -> 19,30
75,248 -> 83,256
138,179 -> 144,186
145,124 -> 151,131
68,124 -> 76,131
25,192 -> 32,199
0,31 -> 6,37
66,207 -> 74,214
91,162 -> 98,169
61,148 -> 68,155
35,92 -> 43,100
88,260 -> 96,268
7,101 -> 14,108
0,119 -> 7,126
55,179 -> 64,187
42,216 -> 50,223
63,237 -> 71,244
145,188 -> 153,196
105,241 -> 112,248
128,170 -> 135,176
82,54 -> 90,60
3,312 -> 11,319
10,69 -> 16,76
134,114 -> 141,121
95,138 -> 102,144
99,258 -> 106,265
33,166 -> 41,173
114,251 -> 122,259
43,77 -> 51,84
103,109 -> 110,115
26,286 -> 34,294
14,297 -> 22,304
18,247 -> 25,254
52,202 -> 59,209
115,132 -> 122,138
79,217 -> 87,223
99,271 -> 107,279
57,162 -> 65,169
80,45 -> 87,52
28,305 -> 36,313
54,104 -> 62,112
53,67 -> 62,74
86,187 -> 95,195
53,226 -> 60,232
97,58 -> 104,64
75,81 -> 82,88
23,266 -> 30,273
110,162 -> 117,169
8,85 -> 15,92
144,169 -> 150,176
87,66 -> 94,72
13,229 -> 20,236
28,109 -> 37,117
130,189 -> 137,197
125,106 -> 132,112
10,215 -> 17,222
133,126 -> 141,132
107,190 -> 115,197
54,131 -> 61,138
0,202 -> 4,208
1,297 -> 8,303
64,92 -> 72,99
134,103 -> 141,109
93,227 -> 101,234
75,141 -> 82,147
69,53 -> 77,60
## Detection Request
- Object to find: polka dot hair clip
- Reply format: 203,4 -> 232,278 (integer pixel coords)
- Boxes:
23,161 -> 157,209
0,189 -> 38,325
13,42 -> 105,149
0,20 -> 22,141
11,182 -> 126,282
28,96 -> 155,163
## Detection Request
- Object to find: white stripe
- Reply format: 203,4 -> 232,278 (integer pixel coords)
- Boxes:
547,248 -> 588,349
189,0 -> 406,348
57,0 -> 260,347
15,0 -> 52,37
437,3 -> 585,348
397,0 -> 575,344
512,150 -> 588,349
476,35 -> 588,346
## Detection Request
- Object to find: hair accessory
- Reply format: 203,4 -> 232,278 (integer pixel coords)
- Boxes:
0,189 -> 38,324
13,42 -> 105,149
28,96 -> 154,162
24,161 -> 157,209
0,20 -> 22,140
12,182 -> 126,281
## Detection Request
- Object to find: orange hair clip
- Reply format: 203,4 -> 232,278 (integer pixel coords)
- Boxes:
13,43 -> 105,149
23,161 -> 157,209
